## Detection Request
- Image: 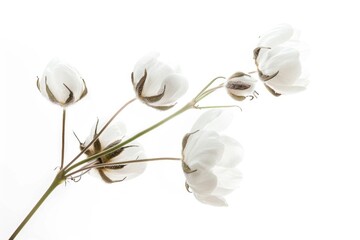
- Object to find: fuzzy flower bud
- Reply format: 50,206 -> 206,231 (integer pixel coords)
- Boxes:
181,110 -> 243,206
131,53 -> 188,110
37,58 -> 87,107
79,120 -> 146,183
226,72 -> 257,100
254,24 -> 308,96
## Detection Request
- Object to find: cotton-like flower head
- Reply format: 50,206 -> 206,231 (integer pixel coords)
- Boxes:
254,24 -> 308,96
37,58 -> 87,107
80,120 -> 146,183
226,72 -> 258,101
181,110 -> 243,206
131,53 -> 188,110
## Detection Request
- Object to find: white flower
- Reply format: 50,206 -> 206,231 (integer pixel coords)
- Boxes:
81,120 -> 146,183
226,72 -> 258,100
131,53 -> 188,110
254,24 -> 308,96
37,58 -> 87,107
181,110 -> 243,206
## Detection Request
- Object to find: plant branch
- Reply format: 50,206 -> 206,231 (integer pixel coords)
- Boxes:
64,101 -> 194,174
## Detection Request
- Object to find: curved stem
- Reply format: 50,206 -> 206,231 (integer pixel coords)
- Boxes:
9,172 -> 64,240
195,76 -> 225,100
63,98 -> 137,171
65,101 -> 194,174
194,104 -> 242,111
196,84 -> 225,102
60,108 -> 66,169
65,157 -> 181,178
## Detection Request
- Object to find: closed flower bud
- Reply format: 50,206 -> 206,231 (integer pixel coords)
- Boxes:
181,110 -> 243,206
37,58 -> 87,107
254,24 -> 308,96
131,53 -> 188,110
80,120 -> 146,183
226,72 -> 257,100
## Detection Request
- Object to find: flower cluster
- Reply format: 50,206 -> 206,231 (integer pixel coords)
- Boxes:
34,24 -> 308,206
9,23 -> 310,240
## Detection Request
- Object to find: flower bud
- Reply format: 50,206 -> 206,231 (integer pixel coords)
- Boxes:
254,24 -> 308,96
226,72 -> 257,101
181,110 -> 243,206
37,58 -> 87,107
80,120 -> 146,183
131,53 -> 188,110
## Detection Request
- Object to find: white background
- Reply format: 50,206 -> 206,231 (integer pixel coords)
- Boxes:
1,0 -> 360,239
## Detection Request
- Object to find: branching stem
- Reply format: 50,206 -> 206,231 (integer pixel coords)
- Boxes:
65,157 -> 181,178
63,98 -> 137,171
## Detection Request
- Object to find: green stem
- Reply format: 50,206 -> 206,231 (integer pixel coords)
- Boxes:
194,76 -> 225,100
65,157 -> 181,178
9,172 -> 64,240
60,108 -> 66,169
194,104 -> 242,110
65,101 -> 194,174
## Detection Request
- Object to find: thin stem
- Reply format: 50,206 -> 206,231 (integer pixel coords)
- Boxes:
9,172 -> 64,240
63,98 -> 137,171
65,157 -> 181,178
194,76 -> 225,100
65,102 -> 194,174
60,108 -> 66,169
194,105 -> 242,111
196,84 -> 225,102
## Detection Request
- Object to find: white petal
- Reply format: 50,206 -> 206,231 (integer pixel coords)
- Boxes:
186,170 -> 217,195
259,46 -> 299,71
103,161 -> 146,181
191,109 -> 233,132
212,167 -> 242,196
142,61 -> 174,96
258,24 -> 294,48
133,52 -> 160,86
184,131 -> 224,170
84,121 -> 127,150
218,136 -> 243,167
265,80 -> 308,95
40,58 -> 84,105
193,193 -> 228,207
154,73 -> 188,105
102,145 -> 146,181
260,49 -> 302,86
99,123 -> 127,149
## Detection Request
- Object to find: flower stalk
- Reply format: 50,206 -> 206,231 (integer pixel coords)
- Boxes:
9,171 -> 65,240
65,157 -> 181,178
60,108 -> 66,169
